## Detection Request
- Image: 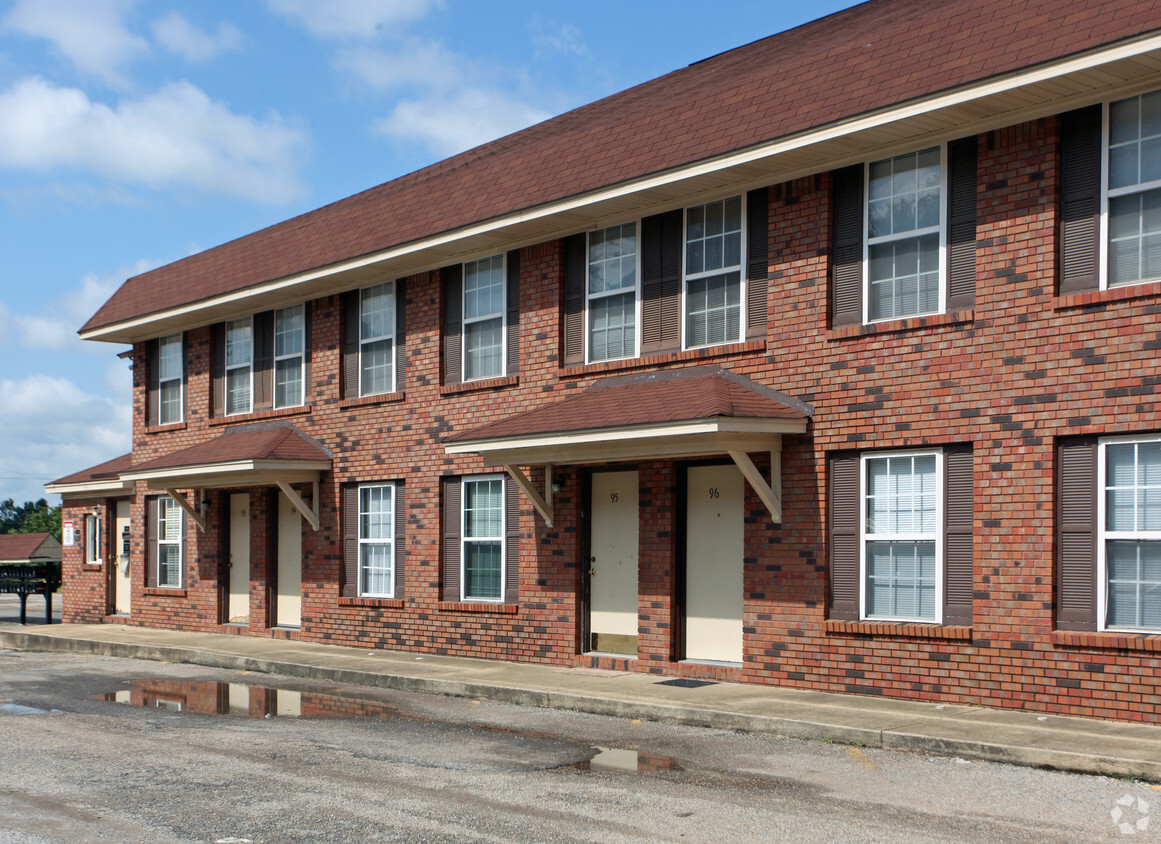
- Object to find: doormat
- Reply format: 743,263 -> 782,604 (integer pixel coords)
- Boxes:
655,678 -> 718,688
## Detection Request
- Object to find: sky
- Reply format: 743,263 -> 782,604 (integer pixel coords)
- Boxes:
0,0 -> 860,506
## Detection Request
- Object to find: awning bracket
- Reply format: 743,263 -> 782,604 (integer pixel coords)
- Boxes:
277,481 -> 321,531
504,464 -> 553,528
728,448 -> 782,523
163,488 -> 208,532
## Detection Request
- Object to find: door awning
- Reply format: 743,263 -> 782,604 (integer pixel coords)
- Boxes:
444,366 -> 811,524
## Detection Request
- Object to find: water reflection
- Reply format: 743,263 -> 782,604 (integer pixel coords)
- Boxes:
574,746 -> 682,773
103,680 -> 397,720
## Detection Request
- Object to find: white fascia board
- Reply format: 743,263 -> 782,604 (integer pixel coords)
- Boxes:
79,32 -> 1161,344
44,480 -> 134,497
120,458 -> 329,484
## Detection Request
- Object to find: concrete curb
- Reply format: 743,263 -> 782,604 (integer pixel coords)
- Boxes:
4,628 -> 1159,782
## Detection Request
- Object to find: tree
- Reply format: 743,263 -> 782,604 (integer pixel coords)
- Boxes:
0,498 -> 62,541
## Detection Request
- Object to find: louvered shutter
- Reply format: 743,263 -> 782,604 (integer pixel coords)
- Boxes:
506,250 -> 520,375
947,137 -> 978,311
342,291 -> 360,399
145,497 -> 158,588
829,453 -> 860,620
394,279 -> 405,392
746,188 -> 769,340
252,310 -> 274,412
212,323 -> 226,417
147,339 -> 160,427
442,479 -> 461,602
394,483 -> 405,599
343,485 -> 358,598
1059,105 -> 1102,295
442,265 -> 463,386
504,478 -> 520,604
832,164 -> 864,327
641,209 -> 683,354
1058,438 -> 1098,631
562,233 -> 586,365
943,445 -> 974,625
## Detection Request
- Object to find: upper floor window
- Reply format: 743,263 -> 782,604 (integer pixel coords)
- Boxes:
1100,436 -> 1161,630
463,255 -> 505,381
225,317 -> 252,415
1106,91 -> 1161,288
587,223 -> 638,362
274,305 -> 304,408
157,333 -> 183,425
360,282 -> 395,396
685,197 -> 743,348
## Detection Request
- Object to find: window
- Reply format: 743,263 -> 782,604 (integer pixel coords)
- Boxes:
84,513 -> 101,565
225,317 -> 252,415
157,497 -> 182,588
1099,436 -> 1161,630
463,255 -> 505,381
587,223 -> 638,362
359,282 -> 395,396
274,305 -> 304,408
1105,90 -> 1161,288
861,451 -> 941,622
158,333 -> 182,424
829,446 -> 972,626
358,484 -> 395,597
684,197 -> 743,348
462,476 -> 504,601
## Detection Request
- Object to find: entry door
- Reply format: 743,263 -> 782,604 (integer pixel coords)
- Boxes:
684,464 -> 744,663
112,500 -> 131,614
274,492 -> 302,628
227,493 -> 250,623
588,471 -> 639,655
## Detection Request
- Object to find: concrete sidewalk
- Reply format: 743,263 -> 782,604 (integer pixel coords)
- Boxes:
1,621 -> 1159,782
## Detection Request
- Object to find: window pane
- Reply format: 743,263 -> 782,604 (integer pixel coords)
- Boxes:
159,499 -> 181,541
868,234 -> 940,320
275,305 -> 304,357
159,380 -> 181,425
1108,541 -> 1161,628
360,543 -> 393,595
865,540 -> 936,619
158,545 -> 181,587
360,283 -> 394,342
360,338 -> 394,396
226,319 -> 251,367
464,318 -> 502,380
226,368 -> 250,414
1109,191 -> 1161,287
464,541 -> 502,600
359,485 -> 393,540
464,479 -> 503,538
686,197 -> 742,276
866,455 -> 936,535
868,147 -> 940,239
590,291 -> 635,361
464,256 -> 504,319
275,358 -> 302,408
685,272 -> 740,347
588,223 -> 636,295
159,334 -> 182,381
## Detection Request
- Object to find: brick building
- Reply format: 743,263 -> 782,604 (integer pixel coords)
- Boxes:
47,0 -> 1161,722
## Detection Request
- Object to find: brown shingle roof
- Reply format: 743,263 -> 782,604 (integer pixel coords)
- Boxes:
446,367 -> 812,443
128,424 -> 331,473
0,533 -> 58,563
48,453 -> 133,487
83,0 -> 1161,333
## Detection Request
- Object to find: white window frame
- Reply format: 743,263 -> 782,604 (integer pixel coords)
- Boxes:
858,448 -> 944,623
359,282 -> 396,397
681,196 -> 746,350
157,496 -> 182,589
158,333 -> 183,425
462,254 -> 506,382
1100,91 -> 1161,291
225,316 -> 253,416
1096,434 -> 1161,632
358,482 -> 395,598
460,474 -> 505,603
862,145 -> 947,324
84,513 -> 101,565
585,221 -> 641,364
273,305 -> 305,409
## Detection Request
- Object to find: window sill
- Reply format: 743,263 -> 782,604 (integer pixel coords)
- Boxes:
208,405 -> 313,426
1055,280 -> 1161,311
143,587 -> 186,598
440,376 -> 518,396
559,340 -> 766,378
437,601 -> 519,614
82,563 -> 103,571
1052,630 -> 1161,652
830,310 -> 973,340
339,597 -> 404,609
824,619 -> 972,641
145,422 -> 187,435
339,392 -> 405,409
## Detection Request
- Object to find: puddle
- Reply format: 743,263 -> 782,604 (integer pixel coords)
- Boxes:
101,680 -> 401,720
0,703 -> 59,716
571,746 -> 682,773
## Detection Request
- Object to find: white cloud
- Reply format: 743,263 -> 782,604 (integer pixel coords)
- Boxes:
4,0 -> 146,87
374,88 -> 551,156
151,11 -> 242,63
0,76 -> 308,204
335,40 -> 462,91
530,21 -> 588,59
265,0 -> 442,40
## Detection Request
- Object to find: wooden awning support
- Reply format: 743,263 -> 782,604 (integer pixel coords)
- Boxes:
504,464 -> 554,527
277,481 -> 321,531
163,488 -> 208,532
728,447 -> 783,523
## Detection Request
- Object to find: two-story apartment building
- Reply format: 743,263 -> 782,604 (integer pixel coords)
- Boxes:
47,0 -> 1161,722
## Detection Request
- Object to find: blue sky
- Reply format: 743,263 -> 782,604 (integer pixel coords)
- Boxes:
0,0 -> 858,505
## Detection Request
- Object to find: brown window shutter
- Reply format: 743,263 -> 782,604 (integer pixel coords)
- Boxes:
829,452 -> 860,620
942,445 -> 974,626
341,291 -> 359,399
442,478 -> 461,602
394,482 -> 405,600
442,265 -> 463,386
506,249 -> 520,375
252,310 -> 274,412
947,136 -> 978,311
342,485 -> 358,598
1059,105 -> 1102,295
212,323 -> 226,417
746,187 -> 770,340
145,497 -> 158,588
1057,437 -> 1098,631
831,164 -> 864,327
504,478 -> 520,604
394,279 -> 405,392
180,499 -> 188,587
302,305 -> 312,404
641,209 -> 683,354
562,233 -> 586,366
147,339 -> 160,427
